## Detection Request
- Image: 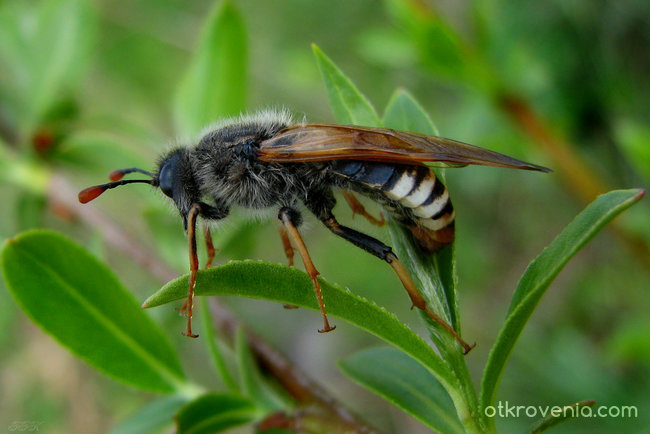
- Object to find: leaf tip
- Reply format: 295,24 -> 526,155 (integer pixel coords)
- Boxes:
635,189 -> 646,200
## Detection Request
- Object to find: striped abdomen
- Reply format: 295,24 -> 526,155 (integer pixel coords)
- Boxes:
333,161 -> 455,252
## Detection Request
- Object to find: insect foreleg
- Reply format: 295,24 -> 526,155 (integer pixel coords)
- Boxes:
278,207 -> 335,333
183,203 -> 201,338
320,214 -> 474,354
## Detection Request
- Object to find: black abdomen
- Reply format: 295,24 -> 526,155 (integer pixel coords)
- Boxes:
332,161 -> 455,250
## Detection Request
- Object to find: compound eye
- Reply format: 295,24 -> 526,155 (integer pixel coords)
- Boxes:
158,160 -> 175,198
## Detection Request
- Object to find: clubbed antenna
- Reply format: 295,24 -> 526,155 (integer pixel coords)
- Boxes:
79,167 -> 157,203
78,179 -> 154,203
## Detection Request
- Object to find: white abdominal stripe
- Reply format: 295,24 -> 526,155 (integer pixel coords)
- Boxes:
335,160 -> 455,231
376,165 -> 454,229
390,170 -> 453,229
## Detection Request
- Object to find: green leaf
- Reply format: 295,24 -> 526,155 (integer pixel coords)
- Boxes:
383,0 -> 494,91
312,44 -> 380,127
235,327 -> 288,412
1,230 -> 188,393
480,189 -> 645,417
174,0 -> 247,137
0,0 -> 96,137
112,395 -> 191,434
142,261 -> 457,393
339,347 -> 463,434
175,393 -> 258,434
383,88 -> 438,136
530,400 -> 595,433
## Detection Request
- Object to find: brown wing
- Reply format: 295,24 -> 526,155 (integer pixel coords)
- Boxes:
258,124 -> 551,172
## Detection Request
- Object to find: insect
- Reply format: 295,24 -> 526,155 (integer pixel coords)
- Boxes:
79,110 -> 550,353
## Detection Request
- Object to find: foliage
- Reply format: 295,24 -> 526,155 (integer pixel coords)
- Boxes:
1,0 -> 648,432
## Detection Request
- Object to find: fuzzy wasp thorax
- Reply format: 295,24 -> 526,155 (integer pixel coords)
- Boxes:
79,110 -> 550,353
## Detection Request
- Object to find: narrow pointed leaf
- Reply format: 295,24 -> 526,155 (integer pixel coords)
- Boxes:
384,0 -> 494,90
312,44 -> 380,127
143,261 -> 457,391
530,400 -> 595,433
383,88 -> 438,136
175,393 -> 258,434
174,0 -> 247,137
339,347 -> 463,434
480,189 -> 645,415
1,230 -> 187,393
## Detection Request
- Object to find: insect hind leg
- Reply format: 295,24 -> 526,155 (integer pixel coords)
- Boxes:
342,191 -> 385,226
320,213 -> 474,354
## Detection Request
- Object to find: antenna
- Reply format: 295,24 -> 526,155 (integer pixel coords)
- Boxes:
108,168 -> 154,181
78,179 -> 154,203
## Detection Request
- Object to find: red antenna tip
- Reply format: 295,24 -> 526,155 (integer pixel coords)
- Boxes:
78,186 -> 106,203
109,170 -> 124,181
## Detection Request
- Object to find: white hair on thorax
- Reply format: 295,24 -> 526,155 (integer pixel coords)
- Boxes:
196,107 -> 302,141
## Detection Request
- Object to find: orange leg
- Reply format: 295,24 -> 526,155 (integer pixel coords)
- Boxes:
279,208 -> 335,333
181,203 -> 201,338
386,252 -> 475,354
204,223 -> 216,269
342,191 -> 385,226
276,221 -> 295,267
277,222 -> 299,309
322,215 -> 474,354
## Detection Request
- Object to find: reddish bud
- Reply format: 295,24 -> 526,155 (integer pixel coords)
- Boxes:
78,186 -> 106,203
109,170 -> 124,181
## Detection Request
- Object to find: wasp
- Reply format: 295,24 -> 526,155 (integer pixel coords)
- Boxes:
79,110 -> 550,353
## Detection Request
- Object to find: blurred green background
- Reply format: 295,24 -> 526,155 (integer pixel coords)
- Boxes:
1,0 -> 649,432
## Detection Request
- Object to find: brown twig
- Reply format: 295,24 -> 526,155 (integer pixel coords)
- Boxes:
47,173 -> 375,433
209,301 -> 376,433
